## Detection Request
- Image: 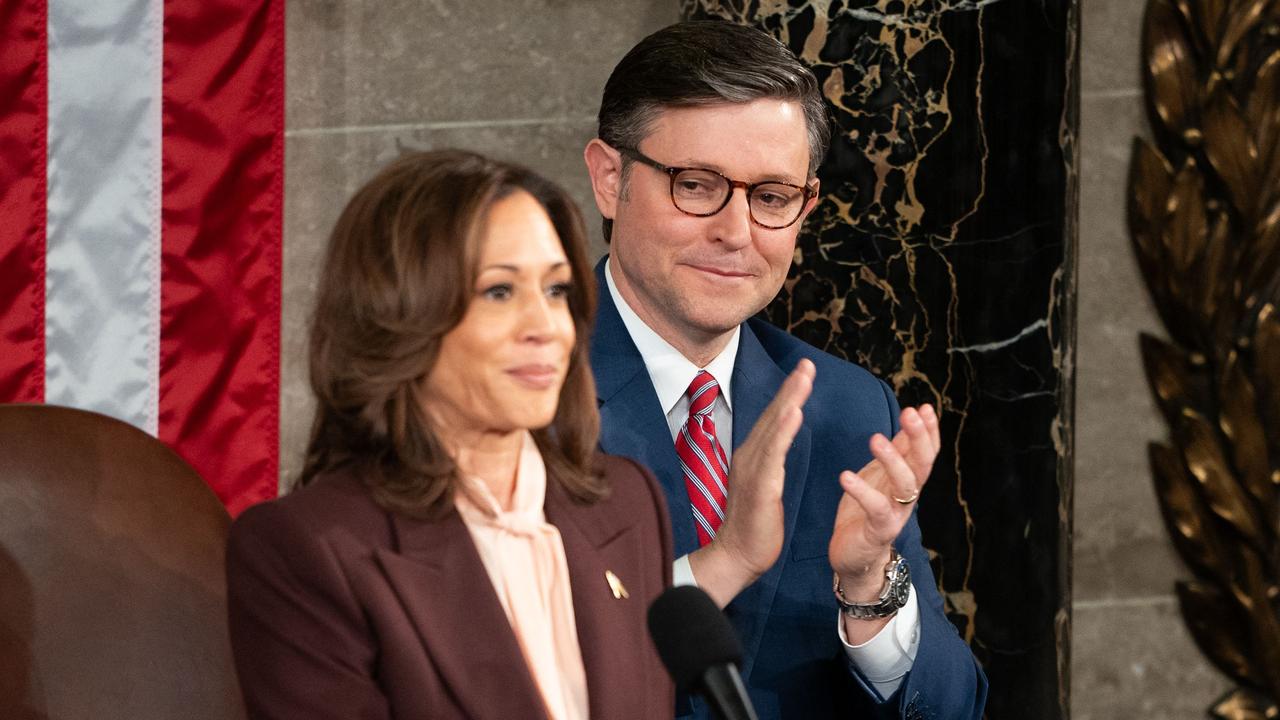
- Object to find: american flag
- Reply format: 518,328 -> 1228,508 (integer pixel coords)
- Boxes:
0,0 -> 284,515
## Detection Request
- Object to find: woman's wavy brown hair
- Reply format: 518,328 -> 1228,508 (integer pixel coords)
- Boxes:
298,149 -> 604,516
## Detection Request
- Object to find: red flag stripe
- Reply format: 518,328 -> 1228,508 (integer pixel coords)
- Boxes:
0,0 -> 46,404
160,0 -> 284,515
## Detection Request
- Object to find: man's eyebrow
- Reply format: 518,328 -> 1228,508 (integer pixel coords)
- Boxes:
758,173 -> 805,185
674,159 -> 804,185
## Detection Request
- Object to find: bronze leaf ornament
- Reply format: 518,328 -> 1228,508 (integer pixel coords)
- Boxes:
1130,1 -> 1280,717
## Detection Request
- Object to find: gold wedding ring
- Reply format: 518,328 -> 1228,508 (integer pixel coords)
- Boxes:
893,491 -> 919,505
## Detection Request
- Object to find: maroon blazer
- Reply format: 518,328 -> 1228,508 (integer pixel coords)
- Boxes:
226,453 -> 674,720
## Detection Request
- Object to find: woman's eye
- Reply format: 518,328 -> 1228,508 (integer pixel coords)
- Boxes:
547,282 -> 572,299
482,284 -> 513,300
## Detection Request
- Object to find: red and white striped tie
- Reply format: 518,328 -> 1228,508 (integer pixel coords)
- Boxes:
675,371 -> 730,546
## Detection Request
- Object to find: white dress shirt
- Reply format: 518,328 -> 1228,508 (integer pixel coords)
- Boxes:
605,258 -> 919,700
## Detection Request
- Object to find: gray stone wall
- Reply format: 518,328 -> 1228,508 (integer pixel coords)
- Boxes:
1073,1 -> 1232,717
280,1 -> 677,486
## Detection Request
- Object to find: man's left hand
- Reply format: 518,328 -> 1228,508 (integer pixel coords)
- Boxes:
828,404 -> 941,602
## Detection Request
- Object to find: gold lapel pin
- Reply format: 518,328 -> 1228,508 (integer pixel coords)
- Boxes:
605,570 -> 629,600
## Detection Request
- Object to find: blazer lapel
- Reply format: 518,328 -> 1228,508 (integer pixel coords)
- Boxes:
726,322 -> 812,680
373,511 -> 548,720
592,258 -> 698,554
545,481 -> 647,720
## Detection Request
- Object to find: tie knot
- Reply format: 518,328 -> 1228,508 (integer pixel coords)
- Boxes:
685,371 -> 719,417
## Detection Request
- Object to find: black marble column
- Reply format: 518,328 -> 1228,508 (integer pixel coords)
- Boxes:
680,1 -> 1079,718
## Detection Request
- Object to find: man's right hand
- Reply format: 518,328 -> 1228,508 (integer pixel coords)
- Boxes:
689,358 -> 814,607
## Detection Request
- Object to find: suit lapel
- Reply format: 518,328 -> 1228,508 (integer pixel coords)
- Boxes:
373,511 -> 548,720
545,482 -> 646,720
592,259 -> 698,554
726,322 -> 811,680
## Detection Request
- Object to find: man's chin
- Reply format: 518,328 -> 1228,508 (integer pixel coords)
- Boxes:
684,308 -> 759,338
650,286 -> 770,343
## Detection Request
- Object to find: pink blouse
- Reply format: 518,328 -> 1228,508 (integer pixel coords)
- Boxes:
453,432 -> 589,720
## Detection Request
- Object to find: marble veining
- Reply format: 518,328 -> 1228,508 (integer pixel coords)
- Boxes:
842,0 -> 1012,26
683,1 -> 1077,717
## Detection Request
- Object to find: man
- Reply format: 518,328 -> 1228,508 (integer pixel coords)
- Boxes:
583,21 -> 987,719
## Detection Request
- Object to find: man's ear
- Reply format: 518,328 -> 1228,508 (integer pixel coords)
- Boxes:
584,139 -> 623,220
799,178 -> 822,220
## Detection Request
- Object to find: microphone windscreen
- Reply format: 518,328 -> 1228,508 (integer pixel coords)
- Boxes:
647,585 -> 744,689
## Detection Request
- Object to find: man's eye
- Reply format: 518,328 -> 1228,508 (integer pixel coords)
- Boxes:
755,188 -> 797,208
482,284 -> 513,300
675,178 -> 717,195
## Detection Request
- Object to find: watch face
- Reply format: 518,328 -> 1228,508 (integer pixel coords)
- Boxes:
891,577 -> 911,605
887,558 -> 911,606
835,556 -> 912,619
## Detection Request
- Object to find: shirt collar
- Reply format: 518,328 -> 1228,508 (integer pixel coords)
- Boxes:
604,256 -> 739,416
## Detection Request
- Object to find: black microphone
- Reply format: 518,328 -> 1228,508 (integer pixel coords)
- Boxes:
647,585 -> 759,720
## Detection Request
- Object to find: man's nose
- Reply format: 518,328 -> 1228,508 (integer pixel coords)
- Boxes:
709,187 -> 753,249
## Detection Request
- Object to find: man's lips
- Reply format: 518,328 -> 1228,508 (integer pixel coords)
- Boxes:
685,263 -> 753,278
506,364 -> 560,389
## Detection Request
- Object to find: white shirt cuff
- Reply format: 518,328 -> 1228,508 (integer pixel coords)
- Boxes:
672,554 -> 698,587
837,582 -> 921,700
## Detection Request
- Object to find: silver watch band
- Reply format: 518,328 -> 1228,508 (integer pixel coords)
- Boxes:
833,551 -> 911,619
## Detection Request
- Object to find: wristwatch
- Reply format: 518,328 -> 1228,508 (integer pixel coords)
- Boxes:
833,551 -> 911,619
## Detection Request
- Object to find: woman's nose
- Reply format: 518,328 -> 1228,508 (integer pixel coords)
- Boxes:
518,292 -> 559,341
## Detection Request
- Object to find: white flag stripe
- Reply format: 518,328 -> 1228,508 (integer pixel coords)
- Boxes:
44,0 -> 163,434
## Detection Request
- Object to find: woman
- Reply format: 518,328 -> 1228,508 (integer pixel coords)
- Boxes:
226,150 -> 673,720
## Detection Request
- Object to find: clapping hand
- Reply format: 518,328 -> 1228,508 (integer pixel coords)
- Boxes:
689,359 -> 814,607
828,405 -> 941,601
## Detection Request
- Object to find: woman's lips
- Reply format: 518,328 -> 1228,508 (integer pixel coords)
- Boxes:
507,364 -> 559,389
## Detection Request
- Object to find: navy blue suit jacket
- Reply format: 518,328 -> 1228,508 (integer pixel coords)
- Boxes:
590,259 -> 987,719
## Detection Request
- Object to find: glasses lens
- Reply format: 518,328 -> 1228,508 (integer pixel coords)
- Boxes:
749,183 -> 807,228
670,169 -> 730,215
